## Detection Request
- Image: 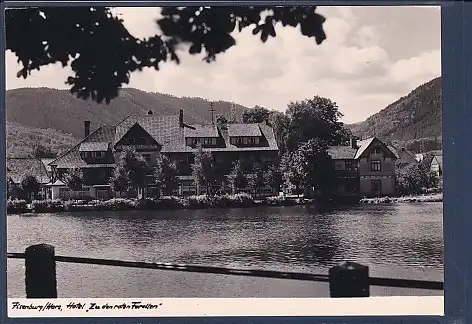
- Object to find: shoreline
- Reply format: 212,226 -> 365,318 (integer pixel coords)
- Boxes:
7,192 -> 443,215
360,193 -> 443,204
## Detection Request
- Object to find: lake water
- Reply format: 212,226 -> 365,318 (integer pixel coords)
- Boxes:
7,203 -> 444,298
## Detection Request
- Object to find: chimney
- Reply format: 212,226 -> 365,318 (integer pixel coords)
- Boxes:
179,109 -> 184,128
84,121 -> 91,138
147,110 -> 153,115
351,137 -> 358,149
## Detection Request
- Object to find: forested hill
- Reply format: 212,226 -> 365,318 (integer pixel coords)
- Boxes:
348,77 -> 442,151
6,87 -> 249,138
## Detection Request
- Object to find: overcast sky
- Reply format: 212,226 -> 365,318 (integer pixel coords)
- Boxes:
5,6 -> 441,123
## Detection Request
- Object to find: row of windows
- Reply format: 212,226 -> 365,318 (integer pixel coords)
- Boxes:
80,151 -> 106,158
230,137 -> 260,145
186,137 -> 217,146
335,159 -> 382,172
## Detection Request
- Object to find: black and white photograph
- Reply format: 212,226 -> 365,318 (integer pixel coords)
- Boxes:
5,4 -> 443,316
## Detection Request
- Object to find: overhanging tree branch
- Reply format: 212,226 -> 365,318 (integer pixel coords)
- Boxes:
6,6 -> 326,104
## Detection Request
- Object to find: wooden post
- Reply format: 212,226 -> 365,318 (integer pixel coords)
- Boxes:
329,261 -> 369,298
25,244 -> 57,298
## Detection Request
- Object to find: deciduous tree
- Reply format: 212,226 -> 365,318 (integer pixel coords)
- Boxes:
285,96 -> 350,152
227,160 -> 248,194
20,175 -> 41,201
264,163 -> 284,194
64,167 -> 84,191
109,163 -> 129,196
191,145 -> 215,195
247,164 -> 265,196
117,149 -> 152,199
242,106 -> 271,124
155,154 -> 180,196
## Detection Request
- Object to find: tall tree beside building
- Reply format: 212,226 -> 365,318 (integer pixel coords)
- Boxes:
64,167 -> 84,191
294,139 -> 335,198
118,149 -> 152,199
191,145 -> 215,195
109,163 -> 129,197
155,154 -> 180,196
264,162 -> 284,193
269,111 -> 290,155
227,160 -> 248,194
247,164 -> 265,196
285,96 -> 350,152
20,175 -> 41,201
280,153 -> 304,197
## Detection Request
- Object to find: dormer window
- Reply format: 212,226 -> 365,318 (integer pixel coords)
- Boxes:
230,136 -> 260,146
186,137 -> 217,146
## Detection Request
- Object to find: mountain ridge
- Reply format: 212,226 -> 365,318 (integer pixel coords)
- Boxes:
348,76 -> 442,152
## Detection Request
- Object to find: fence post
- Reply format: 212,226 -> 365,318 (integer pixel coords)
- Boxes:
329,261 -> 369,297
25,244 -> 57,298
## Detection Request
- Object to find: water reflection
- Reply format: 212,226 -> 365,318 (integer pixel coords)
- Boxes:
8,203 -> 444,296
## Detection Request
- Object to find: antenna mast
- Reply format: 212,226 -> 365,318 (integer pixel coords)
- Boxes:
209,101 -> 215,124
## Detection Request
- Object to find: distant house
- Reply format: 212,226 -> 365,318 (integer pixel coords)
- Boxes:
327,137 -> 398,199
48,110 -> 279,200
389,146 -> 417,168
430,155 -> 443,178
6,157 -> 51,199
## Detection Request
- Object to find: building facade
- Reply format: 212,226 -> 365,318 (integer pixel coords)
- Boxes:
48,110 -> 279,200
6,157 -> 52,199
430,154 -> 443,178
328,137 -> 398,198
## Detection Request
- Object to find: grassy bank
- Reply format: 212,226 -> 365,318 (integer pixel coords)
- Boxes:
6,194 -> 316,215
360,193 -> 443,204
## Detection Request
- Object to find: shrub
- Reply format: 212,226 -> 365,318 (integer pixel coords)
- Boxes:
187,195 -> 211,209
159,196 -> 186,209
7,199 -> 27,214
266,196 -> 296,206
228,193 -> 255,207
103,198 -> 136,211
31,199 -> 65,213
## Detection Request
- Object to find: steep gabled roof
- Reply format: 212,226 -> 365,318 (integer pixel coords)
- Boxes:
227,124 -> 262,137
6,158 -> 50,184
50,126 -> 116,168
328,137 -> 398,161
355,137 -> 397,159
431,155 -> 443,169
114,115 -> 181,148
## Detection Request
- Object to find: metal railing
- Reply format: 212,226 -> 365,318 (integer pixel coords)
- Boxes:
7,244 -> 444,299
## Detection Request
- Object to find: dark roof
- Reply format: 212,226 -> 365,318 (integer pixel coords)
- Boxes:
327,146 -> 357,159
52,116 -> 279,168
184,124 -> 219,138
50,126 -> 116,168
114,115 -> 182,147
328,137 -> 398,160
79,142 -> 110,152
6,158 -> 51,184
227,124 -> 262,137
163,122 -> 278,153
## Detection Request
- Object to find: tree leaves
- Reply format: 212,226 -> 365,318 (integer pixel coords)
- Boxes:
6,6 -> 327,104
